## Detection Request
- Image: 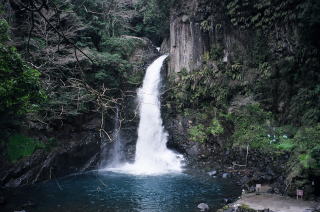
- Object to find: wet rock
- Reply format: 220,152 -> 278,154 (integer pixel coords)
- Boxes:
223,198 -> 232,204
248,186 -> 256,193
0,131 -> 102,187
208,170 -> 217,176
197,203 -> 209,211
222,173 -> 230,178
273,188 -> 280,194
123,35 -> 159,67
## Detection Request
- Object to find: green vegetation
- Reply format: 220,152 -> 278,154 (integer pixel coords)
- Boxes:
186,108 -> 224,143
7,134 -> 45,162
230,104 -> 320,181
0,19 -> 45,119
188,119 -> 224,143
133,0 -> 175,45
231,104 -> 320,153
209,119 -> 224,135
0,19 -> 9,43
0,45 -> 45,116
0,0 -> 158,163
188,124 -> 207,143
231,103 -> 272,148
0,0 -> 318,194
168,67 -> 231,111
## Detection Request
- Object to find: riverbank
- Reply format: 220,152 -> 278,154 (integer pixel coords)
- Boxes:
219,193 -> 319,212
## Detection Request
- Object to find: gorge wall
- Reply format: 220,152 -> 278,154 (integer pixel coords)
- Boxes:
164,0 -> 320,199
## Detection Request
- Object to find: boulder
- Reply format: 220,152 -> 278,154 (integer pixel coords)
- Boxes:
223,198 -> 232,204
208,170 -> 217,176
197,203 -> 209,211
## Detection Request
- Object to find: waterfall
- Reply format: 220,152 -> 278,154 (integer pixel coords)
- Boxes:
99,107 -> 124,168
108,107 -> 124,167
104,55 -> 184,175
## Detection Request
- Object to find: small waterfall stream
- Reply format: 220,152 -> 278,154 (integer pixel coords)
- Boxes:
104,55 -> 184,175
108,107 -> 124,167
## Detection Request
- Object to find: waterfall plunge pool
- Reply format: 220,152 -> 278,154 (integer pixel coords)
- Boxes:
1,56 -> 241,211
2,171 -> 241,212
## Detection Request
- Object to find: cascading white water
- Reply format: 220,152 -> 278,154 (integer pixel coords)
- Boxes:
105,55 -> 184,175
99,107 -> 124,169
108,107 -> 124,167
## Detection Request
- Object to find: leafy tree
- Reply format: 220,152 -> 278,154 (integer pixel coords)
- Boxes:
134,0 -> 174,45
0,19 -> 45,119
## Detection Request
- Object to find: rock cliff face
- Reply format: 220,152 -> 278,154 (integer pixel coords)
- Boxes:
0,116 -> 104,187
169,15 -> 206,73
168,0 -> 228,73
167,0 -> 297,74
164,0 -> 320,199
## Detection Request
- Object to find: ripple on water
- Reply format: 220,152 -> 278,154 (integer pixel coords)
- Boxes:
2,171 -> 241,212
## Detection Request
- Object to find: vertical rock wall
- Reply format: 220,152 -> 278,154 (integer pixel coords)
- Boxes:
167,0 -> 245,74
169,15 -> 207,73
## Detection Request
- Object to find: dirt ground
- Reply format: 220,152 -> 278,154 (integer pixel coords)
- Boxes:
231,193 -> 319,212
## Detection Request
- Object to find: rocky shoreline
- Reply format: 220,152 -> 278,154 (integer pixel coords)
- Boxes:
217,193 -> 320,212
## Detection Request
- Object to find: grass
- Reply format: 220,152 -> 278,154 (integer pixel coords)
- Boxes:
7,134 -> 45,162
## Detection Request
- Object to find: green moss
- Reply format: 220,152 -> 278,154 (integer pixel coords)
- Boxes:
7,134 -> 45,163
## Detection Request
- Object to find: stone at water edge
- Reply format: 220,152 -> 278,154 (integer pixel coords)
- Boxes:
222,173 -> 230,178
208,170 -> 217,176
223,198 -> 232,204
197,203 -> 209,211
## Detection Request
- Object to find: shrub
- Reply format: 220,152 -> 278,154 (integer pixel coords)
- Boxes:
294,124 -> 320,149
209,119 -> 224,135
231,103 -> 271,148
188,124 -> 207,143
188,119 -> 224,143
0,19 -> 9,43
0,44 -> 45,117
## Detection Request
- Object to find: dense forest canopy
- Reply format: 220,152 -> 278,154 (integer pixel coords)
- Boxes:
0,0 -> 171,130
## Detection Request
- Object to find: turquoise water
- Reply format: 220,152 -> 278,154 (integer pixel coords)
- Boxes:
2,171 -> 241,212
